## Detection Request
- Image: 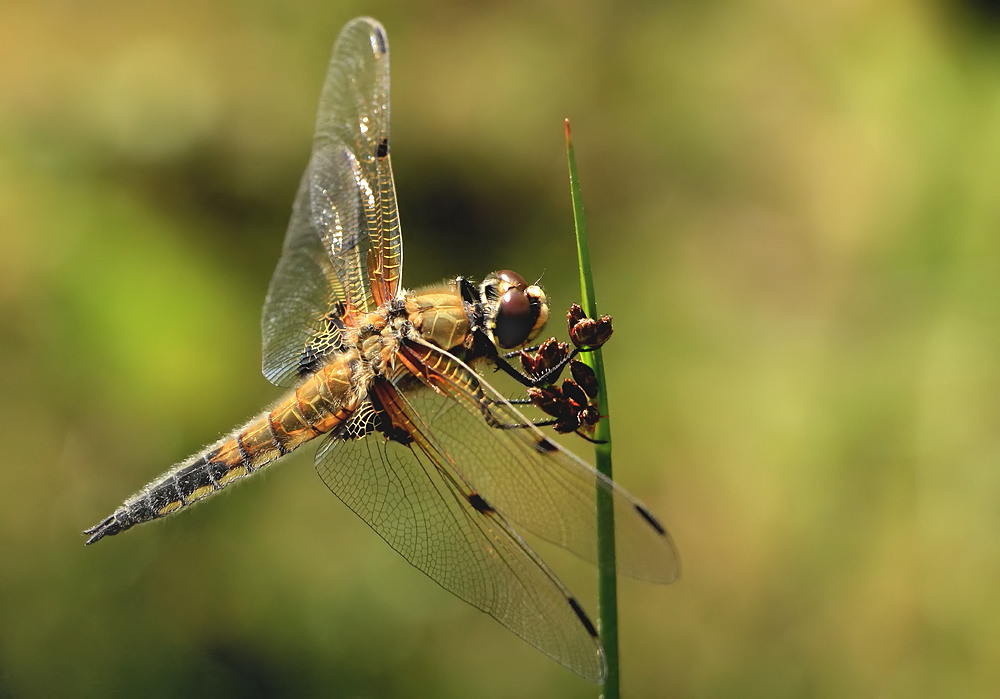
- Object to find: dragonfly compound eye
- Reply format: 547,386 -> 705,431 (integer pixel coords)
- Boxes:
495,289 -> 534,349
494,281 -> 549,349
495,269 -> 527,290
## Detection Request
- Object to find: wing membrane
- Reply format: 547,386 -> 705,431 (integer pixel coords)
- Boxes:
261,167 -> 347,386
261,17 -> 401,385
314,389 -> 605,681
396,340 -> 680,584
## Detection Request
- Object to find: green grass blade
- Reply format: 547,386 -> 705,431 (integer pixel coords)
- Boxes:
565,119 -> 619,698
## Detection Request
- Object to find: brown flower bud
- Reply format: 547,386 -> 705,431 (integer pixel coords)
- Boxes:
561,378 -> 589,408
527,386 -> 570,419
569,360 -> 599,398
568,310 -> 614,349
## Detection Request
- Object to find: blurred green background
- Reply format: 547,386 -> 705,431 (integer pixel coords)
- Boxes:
3,0 -> 1000,696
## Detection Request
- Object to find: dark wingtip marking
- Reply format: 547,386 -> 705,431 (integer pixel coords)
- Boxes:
373,27 -> 388,55
535,438 -> 557,453
376,137 -> 389,159
568,597 -> 599,638
635,503 -> 666,535
467,493 -> 494,514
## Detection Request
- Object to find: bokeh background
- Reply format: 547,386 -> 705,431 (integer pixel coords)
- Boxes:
3,0 -> 999,696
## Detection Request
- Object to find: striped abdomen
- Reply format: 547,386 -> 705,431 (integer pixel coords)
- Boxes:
84,357 -> 359,544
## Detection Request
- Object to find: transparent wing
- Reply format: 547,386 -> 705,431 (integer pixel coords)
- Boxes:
262,17 -> 402,386
311,18 -> 401,312
315,386 -> 606,682
395,340 -> 680,583
261,167 -> 346,386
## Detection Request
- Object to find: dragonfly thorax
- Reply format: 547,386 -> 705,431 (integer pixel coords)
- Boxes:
403,271 -> 549,357
404,283 -> 470,351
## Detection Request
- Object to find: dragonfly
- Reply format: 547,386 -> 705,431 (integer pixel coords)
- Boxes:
84,17 -> 679,682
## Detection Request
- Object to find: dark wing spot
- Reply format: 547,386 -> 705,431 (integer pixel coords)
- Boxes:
377,418 -> 412,446
535,438 -> 558,453
567,597 -> 599,638
371,382 -> 415,446
634,503 -> 667,535
376,138 -> 389,159
467,493 -> 494,514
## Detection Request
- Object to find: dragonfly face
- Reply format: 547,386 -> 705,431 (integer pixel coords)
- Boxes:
84,17 -> 678,683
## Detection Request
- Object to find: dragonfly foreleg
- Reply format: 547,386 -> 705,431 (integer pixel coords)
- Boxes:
489,345 -> 577,388
492,304 -> 614,388
482,359 -> 607,442
479,399 -> 608,443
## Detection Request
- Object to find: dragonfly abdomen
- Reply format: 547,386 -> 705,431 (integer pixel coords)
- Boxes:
271,354 -> 358,450
84,357 -> 359,544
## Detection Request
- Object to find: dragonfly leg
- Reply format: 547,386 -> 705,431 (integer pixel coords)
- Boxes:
491,304 -> 613,388
480,404 -> 608,444
489,347 -> 580,388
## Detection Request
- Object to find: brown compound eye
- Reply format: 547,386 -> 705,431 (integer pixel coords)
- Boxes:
495,269 -> 527,291
495,288 -> 536,349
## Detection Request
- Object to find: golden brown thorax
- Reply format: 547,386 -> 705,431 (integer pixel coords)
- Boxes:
405,284 -> 469,352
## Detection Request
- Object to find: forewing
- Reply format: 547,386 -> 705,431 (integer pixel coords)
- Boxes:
261,17 -> 401,386
311,17 -> 401,313
396,340 -> 680,584
314,389 -> 606,682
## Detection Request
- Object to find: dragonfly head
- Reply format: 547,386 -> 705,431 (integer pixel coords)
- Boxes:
480,270 -> 550,350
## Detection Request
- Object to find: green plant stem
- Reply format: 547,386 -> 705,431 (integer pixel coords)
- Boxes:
565,119 -> 619,699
